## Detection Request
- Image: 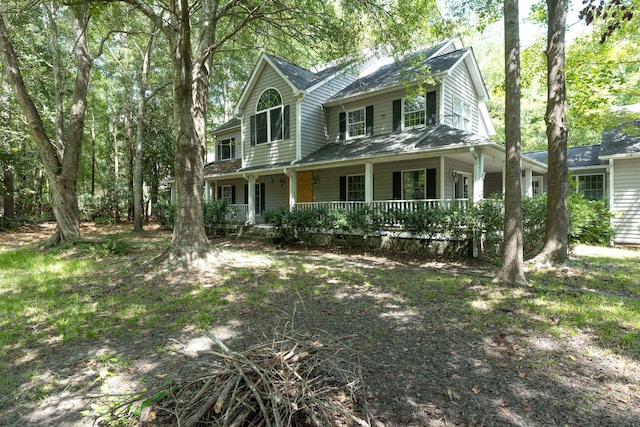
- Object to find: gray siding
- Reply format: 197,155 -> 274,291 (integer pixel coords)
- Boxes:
210,128 -> 241,163
612,159 -> 640,244
242,66 -> 297,169
300,72 -> 356,159
443,60 -> 479,132
326,86 -> 438,141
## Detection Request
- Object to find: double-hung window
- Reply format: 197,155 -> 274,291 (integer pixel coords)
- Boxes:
404,95 -> 426,129
574,174 -> 605,200
452,97 -> 472,131
255,89 -> 285,144
403,170 -> 426,200
347,175 -> 365,201
220,185 -> 233,203
348,108 -> 366,138
216,138 -> 235,161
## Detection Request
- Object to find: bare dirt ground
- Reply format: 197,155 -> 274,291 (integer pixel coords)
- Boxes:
1,223 -> 639,426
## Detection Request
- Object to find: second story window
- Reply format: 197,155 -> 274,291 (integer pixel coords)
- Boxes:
339,106 -> 374,140
404,95 -> 426,129
251,88 -> 290,145
348,108 -> 366,138
452,97 -> 472,131
216,137 -> 235,161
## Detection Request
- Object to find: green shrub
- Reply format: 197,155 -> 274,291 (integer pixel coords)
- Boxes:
568,192 -> 615,245
203,200 -> 235,237
154,201 -> 174,230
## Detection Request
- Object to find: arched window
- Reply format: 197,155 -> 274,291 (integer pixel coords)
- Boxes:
252,88 -> 289,144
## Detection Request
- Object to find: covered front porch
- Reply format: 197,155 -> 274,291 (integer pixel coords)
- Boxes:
201,144 -> 547,226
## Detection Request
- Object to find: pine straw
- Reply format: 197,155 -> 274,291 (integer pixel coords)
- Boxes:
103,331 -> 369,427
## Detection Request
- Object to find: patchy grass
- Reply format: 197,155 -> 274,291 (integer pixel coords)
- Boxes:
1,225 -> 639,426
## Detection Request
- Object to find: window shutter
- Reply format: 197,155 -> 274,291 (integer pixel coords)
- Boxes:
244,184 -> 249,205
231,185 -> 236,204
339,176 -> 347,201
365,105 -> 374,136
217,186 -> 222,200
283,105 -> 290,140
250,115 -> 256,146
426,91 -> 437,125
392,171 -> 402,200
392,99 -> 402,131
426,168 -> 437,199
260,183 -> 266,212
339,112 -> 346,140
270,108 -> 283,141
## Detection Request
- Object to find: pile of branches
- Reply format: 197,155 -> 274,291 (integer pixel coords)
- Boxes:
105,331 -> 369,426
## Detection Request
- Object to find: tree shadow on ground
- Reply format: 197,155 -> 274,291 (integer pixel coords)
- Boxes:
2,237 -> 639,426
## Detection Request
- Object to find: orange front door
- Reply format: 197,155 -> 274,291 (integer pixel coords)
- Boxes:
296,171 -> 313,203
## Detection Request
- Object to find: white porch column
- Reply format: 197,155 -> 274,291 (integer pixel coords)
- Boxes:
204,181 -> 211,203
244,174 -> 256,225
440,157 -> 446,200
365,162 -> 374,204
285,168 -> 297,210
524,169 -> 533,198
471,147 -> 484,203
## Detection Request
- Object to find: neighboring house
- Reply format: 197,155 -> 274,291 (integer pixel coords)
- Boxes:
198,38 -> 547,228
526,120 -> 640,245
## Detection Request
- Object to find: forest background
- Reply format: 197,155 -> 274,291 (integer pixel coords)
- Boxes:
0,0 -> 638,224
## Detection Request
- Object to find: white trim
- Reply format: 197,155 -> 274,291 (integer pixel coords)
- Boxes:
235,54 -> 301,114
346,107 -> 366,139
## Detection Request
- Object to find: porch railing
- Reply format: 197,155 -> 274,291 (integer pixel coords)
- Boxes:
230,204 -> 249,222
296,199 -> 470,213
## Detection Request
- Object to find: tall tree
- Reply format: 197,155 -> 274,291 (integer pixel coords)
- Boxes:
496,0 -> 527,285
0,3 -> 95,245
535,0 -> 569,264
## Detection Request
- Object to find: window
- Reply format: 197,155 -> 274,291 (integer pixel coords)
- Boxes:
452,97 -> 471,131
574,174 -> 605,200
404,95 -> 426,129
403,170 -> 426,199
532,176 -> 543,196
220,185 -> 233,203
348,108 -> 366,138
347,175 -> 365,201
453,171 -> 470,199
216,138 -> 235,161
255,88 -> 285,144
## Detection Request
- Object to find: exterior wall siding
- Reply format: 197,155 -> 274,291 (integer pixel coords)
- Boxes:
242,66 -> 297,169
307,157 -> 473,202
209,128 -> 241,163
443,61 -> 479,132
300,72 -> 356,158
612,159 -> 640,244
326,86 -> 439,141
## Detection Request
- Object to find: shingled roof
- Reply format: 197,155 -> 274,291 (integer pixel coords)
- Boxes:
328,46 -> 468,102
600,120 -> 640,158
265,54 -> 349,91
296,124 -> 489,165
212,118 -> 241,134
525,145 -> 607,168
204,159 -> 242,176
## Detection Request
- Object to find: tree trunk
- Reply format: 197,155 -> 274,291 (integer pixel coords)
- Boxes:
497,0 -> 527,286
2,163 -> 15,219
0,7 -> 91,245
536,0 -> 569,264
164,0 -> 210,260
133,33 -> 154,232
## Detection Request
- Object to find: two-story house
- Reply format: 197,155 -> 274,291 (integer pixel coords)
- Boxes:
201,38 -> 548,226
